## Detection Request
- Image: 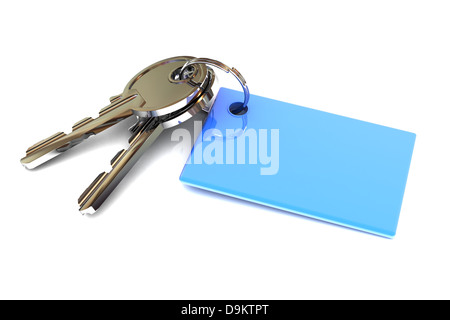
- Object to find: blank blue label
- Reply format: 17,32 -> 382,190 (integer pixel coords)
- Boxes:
180,88 -> 416,238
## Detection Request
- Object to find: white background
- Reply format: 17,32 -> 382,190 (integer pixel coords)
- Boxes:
1,0 -> 449,300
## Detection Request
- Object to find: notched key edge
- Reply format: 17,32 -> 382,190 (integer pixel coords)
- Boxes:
99,94 -> 137,115
72,117 -> 94,131
110,149 -> 126,167
109,94 -> 122,103
20,91 -> 141,169
26,132 -> 66,155
78,172 -> 108,215
78,121 -> 164,215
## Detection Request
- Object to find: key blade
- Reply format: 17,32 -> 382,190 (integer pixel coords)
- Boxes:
22,132 -> 66,169
20,90 -> 144,169
78,119 -> 164,214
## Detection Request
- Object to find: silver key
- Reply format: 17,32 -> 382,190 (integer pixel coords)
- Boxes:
21,56 -> 218,213
20,56 -> 212,169
79,70 -> 217,214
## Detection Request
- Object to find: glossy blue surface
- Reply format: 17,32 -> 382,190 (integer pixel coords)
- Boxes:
180,88 -> 416,237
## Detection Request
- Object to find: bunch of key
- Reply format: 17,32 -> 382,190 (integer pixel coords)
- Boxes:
21,56 -> 218,214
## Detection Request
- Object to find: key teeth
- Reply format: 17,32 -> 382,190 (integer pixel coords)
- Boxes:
109,94 -> 122,103
100,94 -> 136,115
110,149 -> 126,167
26,132 -> 66,155
78,172 -> 107,207
21,91 -> 140,170
72,117 -> 94,131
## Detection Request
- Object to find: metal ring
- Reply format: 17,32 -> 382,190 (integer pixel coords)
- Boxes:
180,58 -> 250,112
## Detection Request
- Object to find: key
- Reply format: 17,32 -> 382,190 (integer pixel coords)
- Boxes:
20,56 -> 211,169
20,56 -> 218,214
78,67 -> 218,214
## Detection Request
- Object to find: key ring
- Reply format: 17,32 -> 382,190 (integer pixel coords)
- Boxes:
180,58 -> 250,114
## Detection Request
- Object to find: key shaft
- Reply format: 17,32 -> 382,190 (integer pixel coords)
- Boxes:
78,67 -> 218,214
20,56 -> 218,214
21,90 -> 143,169
78,118 -> 163,214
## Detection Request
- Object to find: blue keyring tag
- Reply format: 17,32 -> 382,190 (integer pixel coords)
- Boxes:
180,88 -> 416,238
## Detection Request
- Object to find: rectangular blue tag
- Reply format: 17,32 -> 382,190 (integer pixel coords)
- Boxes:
180,88 -> 416,237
